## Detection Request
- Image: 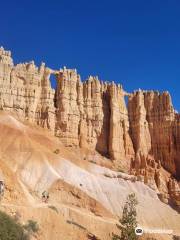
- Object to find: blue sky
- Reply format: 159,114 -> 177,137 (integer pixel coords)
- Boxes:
1,0 -> 180,111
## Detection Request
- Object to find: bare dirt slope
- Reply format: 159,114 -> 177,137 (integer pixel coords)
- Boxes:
0,111 -> 179,240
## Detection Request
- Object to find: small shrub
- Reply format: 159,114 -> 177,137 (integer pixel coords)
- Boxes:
48,205 -> 59,213
104,173 -> 111,178
118,169 -> 125,173
23,219 -> 39,234
54,149 -> 60,154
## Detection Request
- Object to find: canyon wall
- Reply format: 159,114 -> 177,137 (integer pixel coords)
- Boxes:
0,47 -> 56,130
55,68 -> 134,161
128,90 -> 180,179
0,47 -> 180,185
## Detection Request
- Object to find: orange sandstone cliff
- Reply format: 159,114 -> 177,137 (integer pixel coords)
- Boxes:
0,47 -> 179,175
0,46 -> 180,239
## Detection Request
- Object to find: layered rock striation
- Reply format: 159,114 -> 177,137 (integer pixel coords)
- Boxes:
128,90 -> 180,179
55,68 -> 134,160
0,46 -> 56,130
0,47 -> 179,203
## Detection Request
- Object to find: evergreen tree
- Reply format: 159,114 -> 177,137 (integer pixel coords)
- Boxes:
112,193 -> 138,240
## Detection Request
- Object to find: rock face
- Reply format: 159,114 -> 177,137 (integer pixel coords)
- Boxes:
128,91 -> 180,209
0,47 -> 55,130
128,90 -> 180,179
55,68 -> 134,161
108,83 -> 134,161
0,47 -> 180,201
55,69 -> 107,151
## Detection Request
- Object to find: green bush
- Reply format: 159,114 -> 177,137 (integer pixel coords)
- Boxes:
23,220 -> 39,234
0,210 -> 29,240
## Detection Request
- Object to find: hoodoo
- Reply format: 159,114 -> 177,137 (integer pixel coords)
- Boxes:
0,47 -> 179,176
0,47 -> 179,239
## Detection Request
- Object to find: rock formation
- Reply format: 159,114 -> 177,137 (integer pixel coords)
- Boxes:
55,68 -> 135,162
108,82 -> 134,161
0,46 -> 179,207
0,46 -> 55,130
129,90 -> 180,178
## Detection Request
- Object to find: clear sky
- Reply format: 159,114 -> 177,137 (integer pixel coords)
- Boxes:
1,0 -> 180,111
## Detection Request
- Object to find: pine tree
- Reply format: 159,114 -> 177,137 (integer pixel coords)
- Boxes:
112,193 -> 138,240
